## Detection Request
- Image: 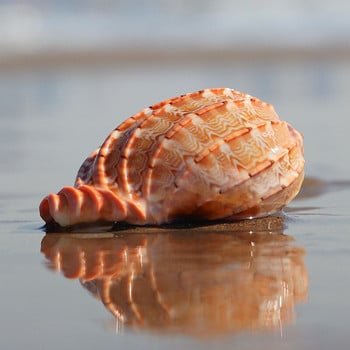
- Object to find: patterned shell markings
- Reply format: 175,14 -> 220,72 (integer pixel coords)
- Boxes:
39,88 -> 304,227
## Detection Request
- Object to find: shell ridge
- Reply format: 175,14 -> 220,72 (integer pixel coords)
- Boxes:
92,106 -> 154,189
75,148 -> 100,187
118,102 -> 191,199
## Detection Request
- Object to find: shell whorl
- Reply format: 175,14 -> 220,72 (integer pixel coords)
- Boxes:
39,185 -> 146,226
39,88 -> 304,228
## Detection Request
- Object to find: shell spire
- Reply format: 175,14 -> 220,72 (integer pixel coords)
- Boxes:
39,88 -> 304,228
39,185 -> 146,227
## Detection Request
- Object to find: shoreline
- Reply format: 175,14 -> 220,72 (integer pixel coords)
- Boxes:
1,45 -> 350,71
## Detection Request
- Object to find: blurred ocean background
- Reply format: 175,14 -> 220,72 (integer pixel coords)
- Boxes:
1,0 -> 350,58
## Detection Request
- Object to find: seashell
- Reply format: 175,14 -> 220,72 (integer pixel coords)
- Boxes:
39,88 -> 304,228
40,218 -> 308,336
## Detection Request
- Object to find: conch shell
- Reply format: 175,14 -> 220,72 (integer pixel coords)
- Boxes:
39,88 -> 304,227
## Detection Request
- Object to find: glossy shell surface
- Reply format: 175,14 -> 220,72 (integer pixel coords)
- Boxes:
40,88 -> 304,227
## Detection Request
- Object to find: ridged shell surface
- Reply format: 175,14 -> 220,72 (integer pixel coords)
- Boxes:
40,88 -> 304,227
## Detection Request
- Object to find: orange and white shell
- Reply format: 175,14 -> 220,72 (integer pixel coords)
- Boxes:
39,88 -> 304,227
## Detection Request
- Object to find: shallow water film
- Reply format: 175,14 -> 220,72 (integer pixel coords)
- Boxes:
2,2 -> 350,349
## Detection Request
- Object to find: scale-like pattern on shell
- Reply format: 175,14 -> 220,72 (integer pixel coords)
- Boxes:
39,88 -> 304,227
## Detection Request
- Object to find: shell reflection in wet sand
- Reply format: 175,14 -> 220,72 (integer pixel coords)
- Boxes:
41,217 -> 308,337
